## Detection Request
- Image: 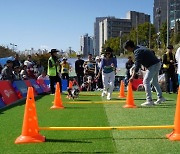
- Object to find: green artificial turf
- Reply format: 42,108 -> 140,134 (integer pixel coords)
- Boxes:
0,91 -> 180,153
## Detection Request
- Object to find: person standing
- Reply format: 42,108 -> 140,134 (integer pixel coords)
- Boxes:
124,40 -> 165,106
125,56 -> 134,86
176,47 -> 180,86
162,45 -> 177,93
97,47 -> 117,100
75,54 -> 84,87
95,56 -> 103,89
60,57 -> 70,87
47,49 -> 61,94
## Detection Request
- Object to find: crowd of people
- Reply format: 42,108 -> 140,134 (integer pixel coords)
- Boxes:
47,49 -> 107,94
47,48 -> 117,100
0,54 -> 47,82
0,43 -> 179,102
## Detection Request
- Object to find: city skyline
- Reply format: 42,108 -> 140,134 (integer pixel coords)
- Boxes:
0,0 -> 153,52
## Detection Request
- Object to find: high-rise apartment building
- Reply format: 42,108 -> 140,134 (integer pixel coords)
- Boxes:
170,0 -> 180,28
94,17 -> 107,56
126,11 -> 151,28
99,17 -> 131,53
80,34 -> 94,57
94,11 -> 150,55
153,0 -> 180,32
153,0 -> 168,32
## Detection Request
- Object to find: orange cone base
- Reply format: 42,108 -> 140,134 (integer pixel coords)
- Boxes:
123,104 -> 137,108
166,132 -> 180,141
166,131 -> 174,138
51,105 -> 64,109
118,95 -> 126,98
15,134 -> 45,144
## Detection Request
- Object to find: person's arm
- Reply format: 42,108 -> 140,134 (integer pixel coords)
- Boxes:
75,61 -> 78,74
111,57 -> 117,74
175,49 -> 180,62
129,52 -> 141,82
96,60 -> 103,79
125,62 -> 129,69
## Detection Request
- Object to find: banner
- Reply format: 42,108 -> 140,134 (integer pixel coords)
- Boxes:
0,81 -> 19,105
37,79 -> 50,93
0,97 -> 6,108
24,80 -> 37,96
62,79 -> 67,91
29,79 -> 44,94
12,80 -> 28,98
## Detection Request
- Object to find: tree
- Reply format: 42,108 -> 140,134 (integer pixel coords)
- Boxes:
0,46 -> 15,58
170,20 -> 180,45
103,37 -> 120,55
129,22 -> 156,48
159,22 -> 167,48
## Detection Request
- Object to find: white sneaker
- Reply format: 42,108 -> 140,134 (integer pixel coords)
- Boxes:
154,97 -> 166,105
101,91 -> 107,97
141,101 -> 154,107
107,93 -> 111,100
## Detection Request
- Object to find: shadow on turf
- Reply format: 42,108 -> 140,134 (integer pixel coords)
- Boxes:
46,138 -> 92,143
65,106 -> 104,109
138,104 -> 175,108
0,95 -> 44,114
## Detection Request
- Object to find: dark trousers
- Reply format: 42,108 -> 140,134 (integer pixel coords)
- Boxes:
97,74 -> 103,89
49,75 -> 62,94
77,74 -> 84,87
164,70 -> 177,93
62,73 -> 69,87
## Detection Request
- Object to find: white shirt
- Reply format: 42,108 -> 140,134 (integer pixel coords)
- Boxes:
37,75 -> 49,80
176,47 -> 180,74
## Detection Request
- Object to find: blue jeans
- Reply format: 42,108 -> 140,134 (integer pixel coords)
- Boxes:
178,74 -> 180,85
143,62 -> 162,101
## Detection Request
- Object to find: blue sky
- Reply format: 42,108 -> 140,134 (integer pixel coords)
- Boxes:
0,0 -> 154,52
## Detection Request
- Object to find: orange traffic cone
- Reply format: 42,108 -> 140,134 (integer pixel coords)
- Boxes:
167,86 -> 180,141
15,87 -> 45,144
51,82 -> 64,109
123,82 -> 136,108
118,80 -> 126,98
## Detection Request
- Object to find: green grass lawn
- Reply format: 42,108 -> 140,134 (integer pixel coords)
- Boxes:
0,91 -> 180,153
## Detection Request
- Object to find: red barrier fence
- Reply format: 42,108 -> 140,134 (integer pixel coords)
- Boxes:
0,79 -> 50,108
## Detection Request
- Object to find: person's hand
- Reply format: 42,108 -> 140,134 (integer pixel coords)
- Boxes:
96,74 -> 100,79
129,76 -> 134,82
111,63 -> 114,67
170,60 -> 174,63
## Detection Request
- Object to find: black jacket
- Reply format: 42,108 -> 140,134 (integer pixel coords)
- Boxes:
75,59 -> 84,75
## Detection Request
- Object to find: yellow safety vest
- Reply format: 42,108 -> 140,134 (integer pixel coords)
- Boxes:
61,62 -> 70,74
47,57 -> 59,76
163,52 -> 174,69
